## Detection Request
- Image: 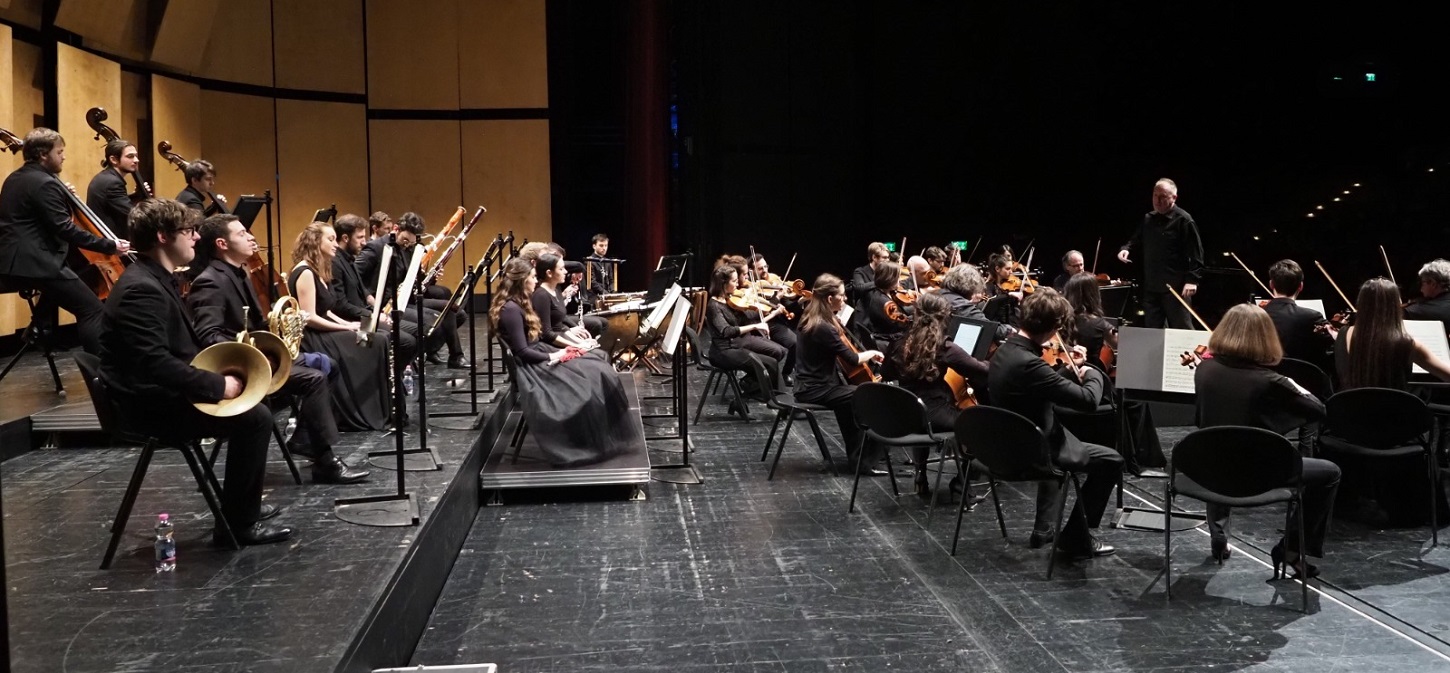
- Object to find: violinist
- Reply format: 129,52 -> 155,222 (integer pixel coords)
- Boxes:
880,292 -> 988,498
1117,178 -> 1203,329
922,246 -> 948,287
904,255 -> 933,291
705,264 -> 784,401
982,253 -> 1024,326
176,159 -> 228,216
861,260 -> 911,350
747,254 -> 798,377
1262,259 -> 1335,371
85,139 -> 147,239
938,263 -> 1016,342
794,274 -> 886,474
1061,273 -> 1117,373
1053,250 -> 1084,292
0,128 -> 131,355
1405,259 -> 1450,331
849,242 -> 890,305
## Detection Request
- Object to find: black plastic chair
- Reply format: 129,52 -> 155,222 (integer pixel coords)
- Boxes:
847,383 -> 955,520
761,391 -> 835,478
1165,426 -> 1307,612
1318,387 -> 1438,552
205,393 -> 304,485
494,338 -> 533,463
1272,357 -> 1334,402
0,286 -> 65,396
74,353 -> 240,569
951,405 -> 1078,579
688,326 -> 750,422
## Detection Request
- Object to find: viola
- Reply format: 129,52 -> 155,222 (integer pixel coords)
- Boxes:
1179,344 -> 1210,369
833,317 -> 881,384
85,108 -> 152,201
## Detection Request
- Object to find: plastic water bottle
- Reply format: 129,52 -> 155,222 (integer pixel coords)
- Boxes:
403,366 -> 416,397
154,514 -> 176,573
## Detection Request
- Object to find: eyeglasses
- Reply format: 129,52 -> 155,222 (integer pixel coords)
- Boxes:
172,226 -> 197,236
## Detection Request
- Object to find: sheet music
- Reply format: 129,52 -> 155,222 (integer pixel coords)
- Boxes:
396,245 -> 426,313
1295,299 -> 1326,317
1406,320 -> 1450,375
1160,328 -> 1210,395
836,304 -> 854,325
663,297 -> 691,355
367,244 -> 394,333
642,284 -> 682,333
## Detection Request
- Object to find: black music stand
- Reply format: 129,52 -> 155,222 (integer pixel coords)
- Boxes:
368,277 -> 442,472
646,296 -> 701,484
335,308 -> 420,527
312,204 -> 337,224
434,236 -> 508,430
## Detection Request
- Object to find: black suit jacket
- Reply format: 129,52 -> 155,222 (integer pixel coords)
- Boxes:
176,185 -> 206,212
1262,297 -> 1332,366
99,256 -> 224,403
85,167 -> 134,239
848,264 -> 875,305
988,333 -> 1105,463
331,247 -> 373,322
187,258 -> 268,347
0,163 -> 118,279
356,236 -> 405,306
1406,293 -> 1450,333
1194,355 -> 1325,434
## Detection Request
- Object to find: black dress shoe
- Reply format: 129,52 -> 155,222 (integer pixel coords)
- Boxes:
425,351 -> 446,366
1029,531 -> 1055,549
1060,536 -> 1116,560
251,504 -> 283,523
215,522 -> 293,547
312,456 -> 371,484
447,355 -> 471,370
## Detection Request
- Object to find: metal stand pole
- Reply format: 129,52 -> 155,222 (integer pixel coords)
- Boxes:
334,308 -> 420,526
650,328 -> 700,484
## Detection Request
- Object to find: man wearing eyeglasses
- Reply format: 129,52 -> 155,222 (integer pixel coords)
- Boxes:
1406,259 -> 1450,333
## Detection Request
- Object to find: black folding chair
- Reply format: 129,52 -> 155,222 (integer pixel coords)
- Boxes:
74,353 -> 239,569
687,326 -> 750,422
1165,426 -> 1307,612
847,383 -> 954,520
761,391 -> 836,478
0,285 -> 65,396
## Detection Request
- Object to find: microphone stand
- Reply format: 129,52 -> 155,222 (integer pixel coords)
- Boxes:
334,307 -> 420,527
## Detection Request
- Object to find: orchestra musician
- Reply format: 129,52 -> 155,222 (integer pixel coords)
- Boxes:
541,242 -> 606,336
794,273 -> 886,474
1194,304 -> 1339,573
1117,178 -> 1203,329
981,253 -> 1023,327
0,128 -> 131,355
860,260 -> 911,350
937,263 -> 1016,343
1053,250 -> 1085,292
176,159 -> 228,216
85,139 -> 147,239
585,233 -> 616,301
747,253 -> 798,384
988,289 -> 1121,560
1061,273 -> 1117,373
368,211 -> 395,240
1262,259 -> 1335,371
904,255 -> 933,291
1405,259 -> 1450,331
328,214 -> 420,367
705,264 -> 785,400
98,198 -> 291,546
531,251 -> 601,349
849,242 -> 890,305
356,212 -> 467,368
188,213 -> 368,484
490,257 -> 631,467
922,246 -> 948,286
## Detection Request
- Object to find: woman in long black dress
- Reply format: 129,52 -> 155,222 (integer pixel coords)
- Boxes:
530,251 -> 598,349
491,257 -> 631,467
289,221 -> 391,431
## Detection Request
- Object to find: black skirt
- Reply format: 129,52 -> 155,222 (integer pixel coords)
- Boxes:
301,329 -> 391,431
514,345 -> 632,468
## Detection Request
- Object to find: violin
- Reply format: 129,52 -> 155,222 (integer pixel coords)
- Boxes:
2,126 -> 131,300
727,287 -> 792,320
1179,344 -> 1210,369
85,108 -> 152,202
157,141 -> 228,215
1042,331 -> 1071,368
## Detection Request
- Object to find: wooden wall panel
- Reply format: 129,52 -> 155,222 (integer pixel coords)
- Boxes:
150,75 -> 202,200
198,0 -> 273,87
275,100 -> 369,255
151,0 -> 220,73
458,0 -> 548,109
273,0 -> 365,94
10,39 -> 44,131
55,44 -> 121,166
0,0 -> 43,30
0,25 -> 15,336
368,119 -> 463,283
200,91 -> 279,257
365,0 -> 459,110
120,71 -> 146,148
461,119 -> 552,275
55,0 -> 148,62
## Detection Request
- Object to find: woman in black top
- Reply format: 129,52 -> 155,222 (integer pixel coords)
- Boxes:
289,222 -> 390,431
530,252 -> 598,349
1062,272 -> 1118,372
795,274 -> 885,474
881,292 -> 988,495
1195,304 -> 1339,575
490,257 -> 630,467
861,260 -> 910,349
705,264 -> 786,398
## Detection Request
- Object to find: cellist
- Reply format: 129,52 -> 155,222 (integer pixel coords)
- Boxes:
794,274 -> 886,475
0,128 -> 132,355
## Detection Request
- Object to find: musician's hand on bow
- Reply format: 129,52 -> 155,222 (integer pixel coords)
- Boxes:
114,240 -> 132,254
1117,249 -> 1131,264
861,349 -> 885,365
1182,282 -> 1198,298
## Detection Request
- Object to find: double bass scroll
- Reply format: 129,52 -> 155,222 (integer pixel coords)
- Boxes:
85,107 -> 152,201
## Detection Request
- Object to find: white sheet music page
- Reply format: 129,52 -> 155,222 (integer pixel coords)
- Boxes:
1406,320 -> 1450,374
1159,328 -> 1210,395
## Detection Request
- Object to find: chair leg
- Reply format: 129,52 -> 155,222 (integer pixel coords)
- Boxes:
990,476 -> 1007,538
195,441 -> 226,504
848,433 -> 868,513
693,371 -> 717,423
1428,448 -> 1440,554
927,440 -> 947,525
207,439 -> 222,470
1164,482 -> 1173,600
272,423 -> 303,485
725,374 -> 750,419
951,469 -> 973,556
179,441 -> 239,550
805,414 -> 835,475
1297,491 -> 1308,614
767,414 -> 798,481
1046,475 -> 1077,580
884,443 -> 900,498
762,409 -> 786,461
101,440 -> 157,570
511,418 -> 529,463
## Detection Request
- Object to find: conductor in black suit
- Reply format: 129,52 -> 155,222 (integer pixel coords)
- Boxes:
85,139 -> 148,239
1117,178 -> 1204,329
987,289 -> 1122,559
175,158 -> 227,216
1262,259 -> 1335,370
98,198 -> 290,546
188,214 -> 368,484
0,128 -> 130,354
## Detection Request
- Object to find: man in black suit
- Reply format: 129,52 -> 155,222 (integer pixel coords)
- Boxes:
848,241 -> 890,306
1053,250 -> 1084,292
330,214 -> 418,366
85,139 -> 147,239
188,214 -> 368,484
0,128 -> 131,354
1407,259 -> 1450,332
176,159 -> 227,216
987,289 -> 1121,559
357,212 -> 466,368
98,198 -> 290,546
1118,178 -> 1204,329
1263,259 -> 1335,368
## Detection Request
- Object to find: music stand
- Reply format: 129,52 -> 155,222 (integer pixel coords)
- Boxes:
334,307 -> 421,527
231,195 -> 268,230
645,266 -> 680,304
647,296 -> 701,484
944,315 -> 998,361
312,204 -> 337,224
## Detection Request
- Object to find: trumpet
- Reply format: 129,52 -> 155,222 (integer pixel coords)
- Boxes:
190,306 -> 293,417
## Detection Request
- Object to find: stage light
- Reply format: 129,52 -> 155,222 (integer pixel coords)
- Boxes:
1343,190 -> 1351,194
1307,213 -> 1315,218
1430,168 -> 1436,173
1316,205 -> 1324,210
1253,236 -> 1260,241
1353,183 -> 1361,187
1333,197 -> 1341,202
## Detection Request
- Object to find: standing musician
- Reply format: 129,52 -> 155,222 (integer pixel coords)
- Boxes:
188,214 -> 369,484
85,139 -> 147,239
356,212 -> 467,368
1053,250 -> 1085,291
1406,259 -> 1450,331
988,289 -> 1121,559
176,159 -> 228,216
0,128 -> 131,355
98,198 -> 291,546
705,264 -> 785,399
860,260 -> 911,350
1262,259 -> 1335,370
794,273 -> 886,473
880,292 -> 988,497
849,242 -> 891,305
329,214 -> 420,367
1117,177 -> 1203,329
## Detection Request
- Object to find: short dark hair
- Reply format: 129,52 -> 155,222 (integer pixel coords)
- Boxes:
923,246 -> 946,264
334,213 -> 366,238
396,211 -> 425,236
183,159 -> 215,183
21,128 -> 63,162
1018,288 -> 1072,338
196,213 -> 241,260
369,211 -> 392,234
536,252 -> 563,283
591,233 -> 609,244
128,198 -> 192,253
1267,259 -> 1304,295
102,139 -> 133,168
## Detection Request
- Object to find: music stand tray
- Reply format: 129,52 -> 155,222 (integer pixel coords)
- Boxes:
231,195 -> 268,230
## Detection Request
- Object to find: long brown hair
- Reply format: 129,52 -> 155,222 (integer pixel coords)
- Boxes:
489,257 -> 542,341
892,292 -> 951,381
1342,277 -> 1412,389
798,273 -> 844,334
291,221 -> 334,284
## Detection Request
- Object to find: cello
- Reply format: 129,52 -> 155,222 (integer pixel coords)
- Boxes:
85,108 -> 152,202
1,126 -> 132,300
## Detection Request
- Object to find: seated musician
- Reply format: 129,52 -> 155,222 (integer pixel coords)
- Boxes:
187,214 -> 368,484
794,274 -> 886,473
903,255 -> 934,292
329,214 -> 419,366
85,139 -> 146,239
176,159 -> 227,216
1328,277 -> 1450,526
1195,304 -> 1339,573
860,260 -> 911,350
1262,259 -> 1335,371
368,211 -> 395,240
745,253 -> 798,383
0,128 -> 131,355
531,251 -> 601,349
1405,258 -> 1450,331
98,198 -> 290,546
849,242 -> 890,305
936,263 -> 1015,343
356,213 -> 466,368
880,292 -> 988,498
982,253 -> 1024,326
988,289 -> 1121,559
490,257 -> 631,467
922,246 -> 948,285
542,242 -> 606,337
705,264 -> 785,400
563,263 -> 586,315
1053,250 -> 1085,292
1061,273 -> 1118,373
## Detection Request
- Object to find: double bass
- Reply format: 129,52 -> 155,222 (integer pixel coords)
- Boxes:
1,126 -> 132,300
84,108 -> 152,202
157,141 -> 228,215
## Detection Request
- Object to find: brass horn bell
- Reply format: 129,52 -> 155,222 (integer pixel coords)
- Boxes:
247,329 -> 293,394
190,341 -> 272,417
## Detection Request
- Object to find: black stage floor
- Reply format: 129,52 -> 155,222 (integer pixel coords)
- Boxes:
7,346 -> 1450,672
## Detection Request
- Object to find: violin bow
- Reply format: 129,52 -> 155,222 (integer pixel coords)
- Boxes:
1380,245 -> 1397,287
781,252 -> 797,282
1228,252 -> 1271,295
1165,284 -> 1214,332
1091,238 -> 1102,275
1314,260 -> 1357,312
963,236 -> 983,264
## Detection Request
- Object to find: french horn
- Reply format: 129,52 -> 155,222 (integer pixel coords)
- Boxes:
190,306 -> 292,417
267,295 -> 308,360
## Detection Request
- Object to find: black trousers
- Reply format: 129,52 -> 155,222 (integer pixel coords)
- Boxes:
277,362 -> 340,452
1207,457 -> 1340,558
1034,440 -> 1123,545
422,297 -> 463,356
736,335 -> 787,390
389,319 -> 421,366
121,398 -> 272,527
796,383 -> 860,463
767,321 -> 798,376
1141,290 -> 1192,330
708,345 -> 781,397
6,274 -> 106,354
